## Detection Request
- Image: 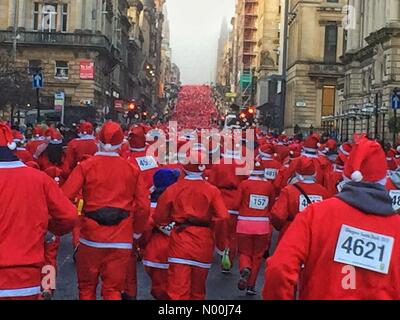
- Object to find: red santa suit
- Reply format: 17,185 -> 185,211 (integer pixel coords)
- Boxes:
26,125 -> 46,156
62,121 -> 150,300
153,153 -> 230,300
12,130 -> 34,163
142,168 -> 180,300
36,128 -> 65,172
324,153 -> 347,195
64,122 -> 98,175
257,143 -> 282,195
264,138 -> 400,300
271,157 -> 331,240
385,150 -> 400,211
207,142 -> 247,266
0,123 -> 77,300
284,134 -> 331,187
236,160 -> 275,295
126,125 -> 160,190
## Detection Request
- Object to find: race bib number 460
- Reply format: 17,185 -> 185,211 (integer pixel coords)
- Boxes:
334,225 -> 394,274
298,195 -> 323,212
249,195 -> 269,210
389,190 -> 400,211
136,156 -> 158,171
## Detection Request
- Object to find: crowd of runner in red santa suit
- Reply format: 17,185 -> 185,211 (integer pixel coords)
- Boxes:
2,85 -> 400,300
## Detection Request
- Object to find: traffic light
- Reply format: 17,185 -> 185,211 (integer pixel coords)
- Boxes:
240,112 -> 246,119
128,102 -> 136,111
248,106 -> 256,114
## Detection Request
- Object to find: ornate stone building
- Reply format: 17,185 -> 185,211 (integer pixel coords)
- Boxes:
284,0 -> 346,134
339,0 -> 400,143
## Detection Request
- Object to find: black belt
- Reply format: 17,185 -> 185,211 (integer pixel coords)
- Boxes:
175,219 -> 211,233
85,207 -> 129,226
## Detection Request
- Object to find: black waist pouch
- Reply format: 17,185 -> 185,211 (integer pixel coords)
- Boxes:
85,207 -> 129,226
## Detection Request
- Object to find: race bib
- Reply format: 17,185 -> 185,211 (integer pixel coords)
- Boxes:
389,190 -> 400,211
136,156 -> 158,171
298,195 -> 323,212
249,195 -> 269,210
264,168 -> 277,180
336,180 -> 347,193
334,225 -> 394,274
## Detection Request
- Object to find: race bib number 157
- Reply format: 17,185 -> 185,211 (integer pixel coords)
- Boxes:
334,225 -> 394,274
249,195 -> 269,210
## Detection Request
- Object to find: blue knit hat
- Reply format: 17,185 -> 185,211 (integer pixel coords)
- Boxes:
153,168 -> 180,190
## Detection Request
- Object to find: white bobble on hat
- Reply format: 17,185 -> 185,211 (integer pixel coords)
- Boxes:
351,170 -> 363,182
103,144 -> 113,152
198,164 -> 206,171
7,142 -> 16,150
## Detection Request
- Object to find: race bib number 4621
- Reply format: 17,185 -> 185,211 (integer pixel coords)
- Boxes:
249,195 -> 269,210
334,225 -> 394,274
136,156 -> 158,171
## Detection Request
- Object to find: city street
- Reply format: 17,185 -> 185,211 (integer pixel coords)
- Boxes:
53,234 -> 279,300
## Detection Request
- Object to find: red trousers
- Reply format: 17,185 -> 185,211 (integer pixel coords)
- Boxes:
144,266 -> 169,300
44,236 -> 61,269
0,267 -> 41,300
237,233 -> 271,287
76,244 -> 131,300
167,263 -> 209,300
123,249 -> 137,298
215,215 -> 238,262
71,219 -> 82,248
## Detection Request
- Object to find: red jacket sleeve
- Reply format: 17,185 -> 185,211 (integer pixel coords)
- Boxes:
44,176 -> 79,236
270,187 -> 290,230
152,187 -> 174,226
62,164 -> 85,201
132,172 -> 150,233
263,207 -> 311,300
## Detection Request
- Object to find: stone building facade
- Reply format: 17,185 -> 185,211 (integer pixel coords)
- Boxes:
284,0 -> 346,134
339,0 -> 400,143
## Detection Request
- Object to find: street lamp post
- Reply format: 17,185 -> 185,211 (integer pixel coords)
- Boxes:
345,113 -> 350,142
381,105 -> 388,143
340,115 -> 344,142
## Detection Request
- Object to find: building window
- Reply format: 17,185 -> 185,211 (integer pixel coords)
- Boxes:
322,85 -> 336,117
324,24 -> 338,63
28,60 -> 41,75
33,3 -> 40,30
40,3 -> 58,32
55,61 -> 68,79
61,4 -> 68,32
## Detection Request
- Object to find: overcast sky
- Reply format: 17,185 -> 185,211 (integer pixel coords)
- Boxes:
166,0 -> 236,85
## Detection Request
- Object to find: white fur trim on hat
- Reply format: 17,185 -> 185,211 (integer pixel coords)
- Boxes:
99,141 -> 122,152
351,170 -> 363,182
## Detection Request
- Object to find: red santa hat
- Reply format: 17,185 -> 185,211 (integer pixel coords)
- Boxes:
78,121 -> 94,135
295,157 -> 316,181
183,151 -> 208,175
289,144 -> 301,159
343,138 -> 387,184
32,125 -> 44,137
0,123 -> 17,150
303,134 -> 320,152
323,139 -> 337,153
128,126 -> 146,150
12,130 -> 25,144
338,142 -> 352,159
387,149 -> 399,171
98,121 -> 124,152
45,128 -> 63,145
252,159 -> 266,176
258,144 -> 276,159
